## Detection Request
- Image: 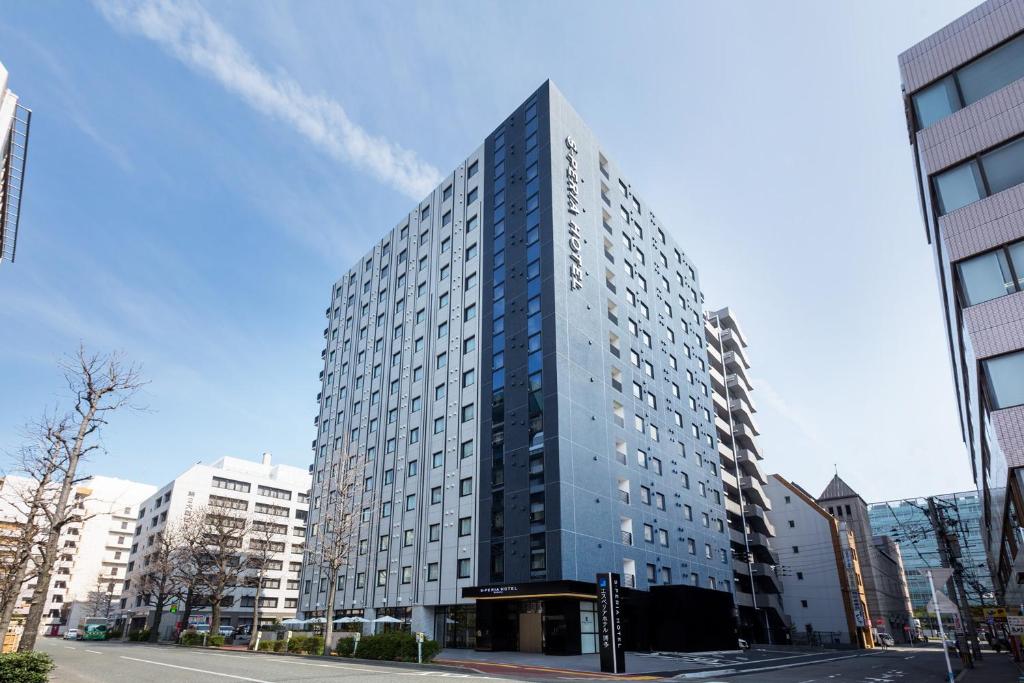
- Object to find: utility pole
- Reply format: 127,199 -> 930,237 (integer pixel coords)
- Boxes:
927,568 -> 956,683
928,496 -> 981,665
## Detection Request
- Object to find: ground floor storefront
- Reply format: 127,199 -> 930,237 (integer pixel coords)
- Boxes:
461,579 -> 737,655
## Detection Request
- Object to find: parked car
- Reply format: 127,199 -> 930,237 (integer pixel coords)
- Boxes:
218,626 -> 234,637
944,639 -> 960,656
193,624 -> 210,634
875,633 -> 895,647
62,629 -> 79,641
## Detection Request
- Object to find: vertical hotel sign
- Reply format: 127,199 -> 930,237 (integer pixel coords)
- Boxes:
596,572 -> 625,673
565,136 -> 584,290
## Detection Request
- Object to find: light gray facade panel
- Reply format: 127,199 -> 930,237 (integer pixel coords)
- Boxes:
302,144 -> 486,617
899,0 -> 1023,93
546,83 -> 730,591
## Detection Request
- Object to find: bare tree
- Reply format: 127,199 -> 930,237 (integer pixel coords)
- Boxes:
20,348 -> 143,651
133,520 -> 187,642
181,505 -> 250,634
85,575 -> 114,619
0,430 -> 70,637
307,450 -> 361,656
244,515 -> 285,649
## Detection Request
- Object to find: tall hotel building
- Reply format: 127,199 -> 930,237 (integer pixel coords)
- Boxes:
899,0 -> 1024,607
301,82 -> 735,654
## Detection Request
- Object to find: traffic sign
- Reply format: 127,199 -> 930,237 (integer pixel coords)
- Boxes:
1007,616 -> 1024,636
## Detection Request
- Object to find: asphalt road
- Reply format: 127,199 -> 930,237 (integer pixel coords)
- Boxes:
690,645 -> 958,682
38,638 -> 511,683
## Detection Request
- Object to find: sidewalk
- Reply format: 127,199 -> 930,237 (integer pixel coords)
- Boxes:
956,652 -> 1024,682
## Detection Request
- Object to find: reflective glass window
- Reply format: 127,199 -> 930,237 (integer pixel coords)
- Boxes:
958,249 -> 1016,305
959,35 -> 1024,106
984,350 -> 1024,409
982,137 -> 1024,195
934,162 -> 984,214
912,76 -> 960,129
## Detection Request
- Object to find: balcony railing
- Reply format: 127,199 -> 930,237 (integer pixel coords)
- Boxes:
623,573 -> 636,588
620,530 -> 633,546
617,490 -> 630,504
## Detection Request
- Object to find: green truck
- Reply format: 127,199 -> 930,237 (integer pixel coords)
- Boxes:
82,618 -> 109,641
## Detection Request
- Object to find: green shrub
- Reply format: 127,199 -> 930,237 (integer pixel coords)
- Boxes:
286,635 -> 305,653
257,640 -> 276,651
335,637 -> 355,657
0,651 -> 54,683
179,632 -> 204,646
336,632 -> 439,662
127,629 -> 151,642
207,635 -> 225,647
273,639 -> 286,652
308,637 -> 324,655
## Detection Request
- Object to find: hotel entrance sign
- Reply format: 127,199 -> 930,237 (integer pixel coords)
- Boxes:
596,572 -> 624,673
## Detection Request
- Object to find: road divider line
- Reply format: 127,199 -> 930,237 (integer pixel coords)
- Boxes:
84,649 -> 103,654
119,656 -> 275,682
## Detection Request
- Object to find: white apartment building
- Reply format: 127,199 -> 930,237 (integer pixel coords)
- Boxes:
121,453 -> 310,639
0,474 -> 155,636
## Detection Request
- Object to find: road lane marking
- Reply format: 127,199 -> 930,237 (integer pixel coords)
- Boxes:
189,651 -> 382,672
85,649 -> 103,654
64,646 -> 76,650
119,656 -> 275,682
673,651 -> 879,679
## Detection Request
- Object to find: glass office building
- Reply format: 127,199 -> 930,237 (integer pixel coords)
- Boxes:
300,81 -> 735,655
868,492 -> 995,612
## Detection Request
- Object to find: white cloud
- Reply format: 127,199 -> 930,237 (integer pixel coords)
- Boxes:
94,0 -> 440,199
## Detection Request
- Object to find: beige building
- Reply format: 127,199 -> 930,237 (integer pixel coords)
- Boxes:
818,476 -> 915,643
0,475 -> 155,635
767,475 -> 872,648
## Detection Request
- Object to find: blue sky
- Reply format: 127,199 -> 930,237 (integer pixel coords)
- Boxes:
0,0 -> 981,502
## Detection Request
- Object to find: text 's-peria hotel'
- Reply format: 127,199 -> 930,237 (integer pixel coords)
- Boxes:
900,0 -> 1024,607
300,82 -> 738,653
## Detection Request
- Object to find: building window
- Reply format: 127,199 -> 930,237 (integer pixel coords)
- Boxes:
428,562 -> 440,581
429,523 -> 440,542
933,136 -> 1024,214
460,477 -> 473,496
458,558 -> 471,578
459,516 -> 472,536
956,240 -> 1024,306
984,350 -> 1024,409
912,34 -> 1024,130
